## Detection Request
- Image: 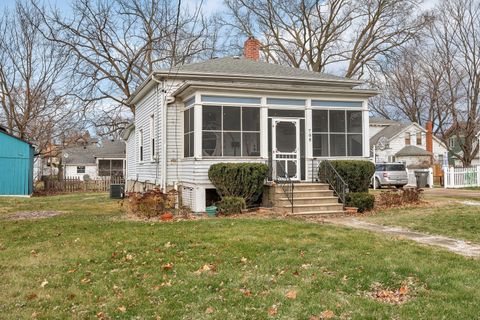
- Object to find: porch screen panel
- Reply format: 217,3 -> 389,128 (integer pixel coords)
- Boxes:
312,110 -> 363,157
202,106 -> 260,157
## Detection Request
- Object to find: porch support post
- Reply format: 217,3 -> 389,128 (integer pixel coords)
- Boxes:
305,99 -> 313,180
193,92 -> 202,159
362,100 -> 370,158
260,97 -> 268,159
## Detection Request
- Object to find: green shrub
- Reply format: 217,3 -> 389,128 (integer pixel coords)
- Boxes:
208,163 -> 269,206
217,196 -> 246,215
345,192 -> 375,213
318,160 -> 375,193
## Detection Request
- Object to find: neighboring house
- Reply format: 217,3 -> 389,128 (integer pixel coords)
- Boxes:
124,37 -> 377,212
444,124 -> 480,167
369,118 -> 448,168
62,140 -> 126,180
34,143 -> 60,181
0,127 -> 35,196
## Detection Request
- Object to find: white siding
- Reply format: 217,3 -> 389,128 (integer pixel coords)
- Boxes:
65,164 -> 97,180
126,130 -> 136,180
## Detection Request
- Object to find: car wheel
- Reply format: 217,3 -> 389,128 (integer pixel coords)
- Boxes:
395,185 -> 404,189
374,178 -> 381,189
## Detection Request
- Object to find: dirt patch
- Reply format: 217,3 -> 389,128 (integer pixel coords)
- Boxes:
4,211 -> 64,220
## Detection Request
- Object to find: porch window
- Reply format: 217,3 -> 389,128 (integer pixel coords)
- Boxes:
312,110 -> 363,157
184,108 -> 194,157
98,159 -> 124,177
202,106 -> 260,157
77,166 -> 85,174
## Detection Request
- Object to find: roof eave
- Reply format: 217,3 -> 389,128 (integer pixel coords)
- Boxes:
128,71 -> 366,105
173,82 -> 378,100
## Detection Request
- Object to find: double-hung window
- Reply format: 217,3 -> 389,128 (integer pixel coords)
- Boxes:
139,129 -> 144,162
312,110 -> 363,157
150,114 -> 155,160
202,106 -> 260,157
184,108 -> 195,157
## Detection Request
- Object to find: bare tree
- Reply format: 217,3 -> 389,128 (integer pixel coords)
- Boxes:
0,1 -> 87,154
223,0 -> 427,79
430,0 -> 480,166
33,0 -> 220,115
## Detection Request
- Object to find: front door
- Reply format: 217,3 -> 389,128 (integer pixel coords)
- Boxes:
272,118 -> 301,180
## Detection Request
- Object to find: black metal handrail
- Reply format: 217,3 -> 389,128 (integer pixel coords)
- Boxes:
268,155 -> 294,214
318,160 -> 348,208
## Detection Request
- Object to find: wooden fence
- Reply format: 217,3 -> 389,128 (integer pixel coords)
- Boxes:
44,177 -> 125,193
444,166 -> 480,188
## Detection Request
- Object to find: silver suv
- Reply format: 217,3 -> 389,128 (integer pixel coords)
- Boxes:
373,163 -> 408,189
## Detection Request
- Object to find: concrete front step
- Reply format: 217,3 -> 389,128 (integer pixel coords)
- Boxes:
290,210 -> 346,216
276,203 -> 344,214
276,196 -> 339,206
274,183 -> 330,192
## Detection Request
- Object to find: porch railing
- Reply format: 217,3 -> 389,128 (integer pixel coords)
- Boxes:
318,160 -> 348,209
268,155 -> 294,214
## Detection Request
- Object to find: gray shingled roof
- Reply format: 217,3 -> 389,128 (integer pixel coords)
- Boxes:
163,57 -> 356,83
370,123 -> 409,146
369,117 -> 398,125
395,145 -> 432,157
63,141 -> 125,165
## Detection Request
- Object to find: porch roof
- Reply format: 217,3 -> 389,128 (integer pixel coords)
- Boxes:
172,80 -> 378,100
395,145 -> 432,157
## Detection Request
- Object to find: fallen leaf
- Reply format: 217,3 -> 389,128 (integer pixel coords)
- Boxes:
285,290 -> 297,300
164,241 -> 174,248
205,307 -> 214,314
118,306 -> 126,313
31,311 -> 39,319
40,279 -> 48,288
267,305 -> 278,316
319,310 -> 335,319
243,289 -> 252,297
26,293 -> 38,301
399,286 -> 409,295
96,311 -> 106,319
80,278 -> 91,284
194,264 -> 216,275
67,269 -> 77,274
30,249 -> 38,257
162,263 -> 173,271
240,257 -> 248,263
67,293 -> 76,300
125,254 -> 133,261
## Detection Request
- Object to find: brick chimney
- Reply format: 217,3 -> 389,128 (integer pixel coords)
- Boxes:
426,121 -> 433,153
243,36 -> 260,61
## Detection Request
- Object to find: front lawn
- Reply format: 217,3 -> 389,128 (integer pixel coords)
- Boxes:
365,203 -> 480,243
1,194 -> 480,319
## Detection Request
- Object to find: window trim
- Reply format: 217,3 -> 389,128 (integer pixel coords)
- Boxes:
201,105 -> 261,158
183,107 -> 195,158
405,132 -> 411,145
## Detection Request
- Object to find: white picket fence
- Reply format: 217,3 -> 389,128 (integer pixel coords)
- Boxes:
443,166 -> 480,188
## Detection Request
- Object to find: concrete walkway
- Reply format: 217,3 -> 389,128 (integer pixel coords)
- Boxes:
324,217 -> 480,258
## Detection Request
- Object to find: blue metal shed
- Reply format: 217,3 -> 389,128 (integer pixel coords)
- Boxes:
0,128 -> 35,196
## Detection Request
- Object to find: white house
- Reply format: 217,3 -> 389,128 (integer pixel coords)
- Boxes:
63,140 -> 126,180
124,37 -> 377,212
369,118 -> 448,167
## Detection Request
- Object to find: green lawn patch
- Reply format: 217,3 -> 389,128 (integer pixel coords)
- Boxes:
0,194 -> 479,319
365,204 -> 480,243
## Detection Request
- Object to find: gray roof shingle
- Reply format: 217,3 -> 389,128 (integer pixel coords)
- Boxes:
395,145 -> 432,157
162,57 -> 357,83
370,123 -> 409,146
63,141 -> 125,165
